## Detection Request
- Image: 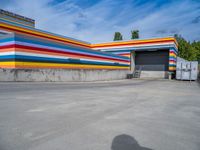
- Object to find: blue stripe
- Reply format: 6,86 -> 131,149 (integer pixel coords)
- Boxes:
0,37 -> 15,43
0,55 -> 15,59
103,50 -> 132,53
170,47 -> 178,53
169,64 -> 176,67
169,56 -> 177,60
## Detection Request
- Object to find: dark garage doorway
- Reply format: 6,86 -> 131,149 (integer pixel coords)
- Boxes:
135,50 -> 169,71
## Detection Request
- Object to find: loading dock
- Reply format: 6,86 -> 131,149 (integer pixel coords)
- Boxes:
131,49 -> 171,78
135,50 -> 169,71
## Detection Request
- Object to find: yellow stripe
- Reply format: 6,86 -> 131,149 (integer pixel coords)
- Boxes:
169,53 -> 177,57
92,37 -> 177,47
169,66 -> 176,71
0,61 -> 129,70
0,23 -> 90,47
0,61 -> 15,68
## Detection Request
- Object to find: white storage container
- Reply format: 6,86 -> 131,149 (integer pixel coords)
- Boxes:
176,57 -> 198,80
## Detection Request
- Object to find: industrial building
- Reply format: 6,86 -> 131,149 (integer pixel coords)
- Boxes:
0,9 -> 177,81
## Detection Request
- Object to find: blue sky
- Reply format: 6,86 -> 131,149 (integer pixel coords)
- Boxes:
0,0 -> 200,43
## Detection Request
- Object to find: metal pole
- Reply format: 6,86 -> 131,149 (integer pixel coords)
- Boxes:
181,62 -> 182,80
189,62 -> 191,82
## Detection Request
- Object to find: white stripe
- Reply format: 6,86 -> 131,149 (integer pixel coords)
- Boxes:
0,41 -> 15,46
15,51 -> 70,59
0,51 -> 15,56
93,42 -> 176,50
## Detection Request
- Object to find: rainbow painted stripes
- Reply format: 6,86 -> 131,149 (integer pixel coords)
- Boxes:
91,38 -> 178,71
169,48 -> 177,70
0,18 -> 178,71
0,34 -> 129,69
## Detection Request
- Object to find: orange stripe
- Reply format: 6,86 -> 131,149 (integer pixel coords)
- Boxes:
91,37 -> 178,48
92,40 -> 176,49
0,48 -> 15,52
0,66 -> 15,68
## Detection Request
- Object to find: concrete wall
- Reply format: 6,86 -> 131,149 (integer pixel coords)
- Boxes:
140,71 -> 168,79
0,69 -> 129,82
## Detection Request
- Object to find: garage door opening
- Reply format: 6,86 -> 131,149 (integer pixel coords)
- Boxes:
133,49 -> 169,78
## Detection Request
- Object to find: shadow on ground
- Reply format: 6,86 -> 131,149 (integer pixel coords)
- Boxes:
111,134 -> 153,150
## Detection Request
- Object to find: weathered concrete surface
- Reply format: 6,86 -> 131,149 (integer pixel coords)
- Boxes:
140,71 -> 168,79
0,69 -> 129,81
0,80 -> 200,150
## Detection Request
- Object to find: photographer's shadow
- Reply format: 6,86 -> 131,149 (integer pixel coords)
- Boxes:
111,134 -> 153,150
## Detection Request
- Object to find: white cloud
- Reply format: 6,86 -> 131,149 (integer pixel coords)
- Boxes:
1,0 -> 200,43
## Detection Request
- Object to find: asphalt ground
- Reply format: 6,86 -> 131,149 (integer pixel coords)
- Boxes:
0,79 -> 200,150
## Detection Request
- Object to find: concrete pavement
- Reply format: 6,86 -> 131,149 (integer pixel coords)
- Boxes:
0,79 -> 200,150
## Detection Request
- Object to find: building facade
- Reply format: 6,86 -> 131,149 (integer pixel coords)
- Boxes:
0,10 -> 177,81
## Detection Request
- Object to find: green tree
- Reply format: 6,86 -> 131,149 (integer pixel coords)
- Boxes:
131,30 -> 139,39
174,34 -> 190,59
114,32 -> 123,41
174,34 -> 200,61
191,41 -> 200,62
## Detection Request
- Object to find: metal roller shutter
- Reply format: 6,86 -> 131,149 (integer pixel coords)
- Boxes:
135,50 -> 169,71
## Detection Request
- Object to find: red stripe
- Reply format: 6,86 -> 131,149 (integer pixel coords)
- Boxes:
169,51 -> 176,54
1,44 -> 129,63
0,44 -> 15,49
169,60 -> 176,63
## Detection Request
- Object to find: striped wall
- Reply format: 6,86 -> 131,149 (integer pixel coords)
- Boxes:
0,18 -> 178,72
0,14 -> 34,28
169,48 -> 177,71
0,9 -> 35,28
0,34 -> 130,70
0,19 -> 91,49
0,34 -> 15,68
91,37 -> 178,50
91,38 -> 178,71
